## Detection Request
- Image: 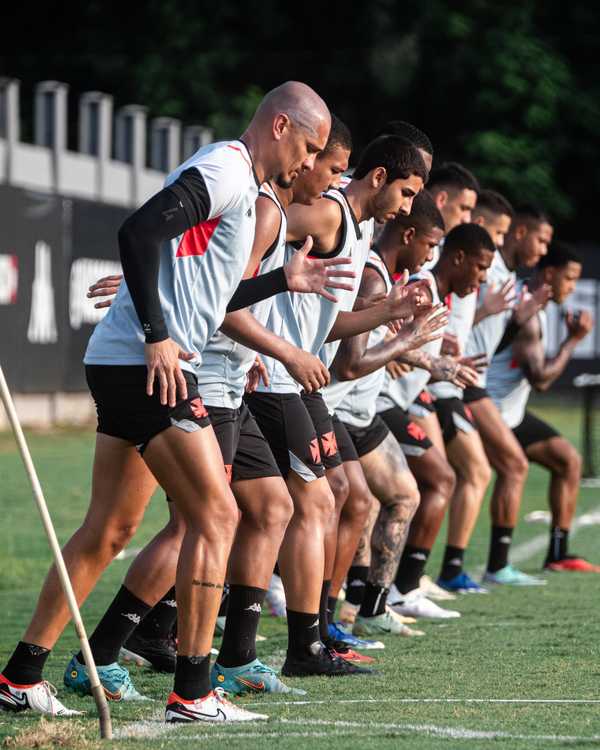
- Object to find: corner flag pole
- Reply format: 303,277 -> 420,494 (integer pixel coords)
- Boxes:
0,366 -> 112,739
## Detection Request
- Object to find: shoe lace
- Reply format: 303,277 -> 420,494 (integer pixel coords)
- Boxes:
247,663 -> 276,676
213,686 -> 236,707
39,681 -> 58,716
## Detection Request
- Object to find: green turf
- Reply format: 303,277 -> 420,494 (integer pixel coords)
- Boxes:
0,400 -> 598,749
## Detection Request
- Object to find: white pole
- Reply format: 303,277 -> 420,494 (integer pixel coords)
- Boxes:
0,366 -> 112,739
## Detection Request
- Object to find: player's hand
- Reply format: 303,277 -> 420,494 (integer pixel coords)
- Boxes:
145,339 -> 195,407
87,274 -> 123,308
453,363 -> 479,388
428,355 -> 461,384
245,356 -> 269,393
283,235 -> 355,303
480,279 -> 516,317
566,310 -> 594,341
385,274 -> 432,322
458,353 -> 487,373
386,360 -> 413,378
398,303 -> 448,351
514,283 -> 551,325
282,346 -> 330,393
441,332 -> 460,357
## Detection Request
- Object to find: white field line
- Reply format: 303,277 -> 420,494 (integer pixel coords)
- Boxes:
245,697 -> 600,708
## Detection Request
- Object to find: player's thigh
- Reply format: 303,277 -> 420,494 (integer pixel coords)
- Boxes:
360,432 -> 418,502
413,411 -> 446,456
446,427 -> 489,482
469,397 -> 526,473
525,435 -> 579,475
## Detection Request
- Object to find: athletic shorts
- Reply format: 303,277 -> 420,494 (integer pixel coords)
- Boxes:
434,397 -> 476,444
513,410 -> 559,450
342,415 -> 390,458
332,414 -> 359,463
244,391 -> 325,481
407,389 -> 437,419
86,365 -> 210,454
207,404 -> 281,483
301,391 -> 343,469
463,386 -> 489,404
379,406 -> 433,456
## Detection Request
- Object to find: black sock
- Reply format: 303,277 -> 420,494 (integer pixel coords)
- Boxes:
77,586 -> 152,666
395,545 -> 430,594
345,565 -> 369,606
439,545 -> 465,582
174,654 -> 211,700
318,580 -> 331,643
327,595 -> 338,626
3,642 -> 50,684
286,609 -> 321,656
359,582 -> 388,617
546,527 -> 569,563
135,587 -> 177,640
218,584 -> 230,618
216,585 -> 265,668
487,526 -> 514,573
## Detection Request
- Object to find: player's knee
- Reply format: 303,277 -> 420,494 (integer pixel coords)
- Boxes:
347,489 -> 373,527
471,456 -> 492,491
244,490 -> 294,535
188,491 -> 239,543
328,470 -> 350,507
498,448 -> 528,480
101,520 -> 140,558
558,444 -> 582,480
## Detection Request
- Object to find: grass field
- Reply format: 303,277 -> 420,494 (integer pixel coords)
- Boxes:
0,399 -> 599,749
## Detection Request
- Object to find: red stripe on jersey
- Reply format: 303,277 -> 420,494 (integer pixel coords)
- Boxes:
445,293 -> 452,309
176,217 -> 221,258
510,356 -> 519,369
227,144 -> 252,171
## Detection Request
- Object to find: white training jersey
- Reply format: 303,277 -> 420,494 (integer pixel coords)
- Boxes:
198,183 -> 287,409
327,249 -> 394,427
464,250 -> 516,387
376,269 -> 443,412
85,140 -> 259,370
258,186 -> 374,394
487,304 -> 547,429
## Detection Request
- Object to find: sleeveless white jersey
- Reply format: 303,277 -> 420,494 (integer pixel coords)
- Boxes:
376,269 -> 443,412
464,251 -> 515,387
487,303 -> 547,429
326,249 -> 394,427
198,183 -> 287,408
85,140 -> 259,370
258,186 -> 374,394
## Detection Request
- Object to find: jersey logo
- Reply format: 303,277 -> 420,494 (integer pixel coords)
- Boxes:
320,431 -> 338,456
309,438 -> 321,465
407,421 -> 427,442
176,217 -> 221,258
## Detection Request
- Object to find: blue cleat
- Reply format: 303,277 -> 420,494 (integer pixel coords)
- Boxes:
482,565 -> 547,587
64,654 -> 150,701
329,622 -> 385,650
211,658 -> 306,695
437,572 -> 489,594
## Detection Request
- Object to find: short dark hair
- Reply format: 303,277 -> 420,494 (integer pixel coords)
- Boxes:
537,241 -> 582,270
386,189 -> 445,236
443,223 -> 495,257
321,113 -> 352,156
513,203 -> 552,229
473,189 -> 514,220
428,162 -> 480,196
375,121 -> 433,157
352,135 -> 429,184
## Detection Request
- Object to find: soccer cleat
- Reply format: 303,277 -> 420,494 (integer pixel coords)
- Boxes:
64,654 -> 149,701
419,575 -> 457,601
482,565 -> 547,587
331,647 -> 375,665
165,686 -> 268,723
544,556 -> 600,573
328,622 -> 385,650
389,588 -> 461,620
0,675 -> 82,716
211,658 -> 306,695
353,611 -> 425,638
437,572 -> 489,594
338,600 -> 359,626
281,643 -> 373,677
120,631 -> 176,673
385,607 -> 426,635
265,574 -> 287,618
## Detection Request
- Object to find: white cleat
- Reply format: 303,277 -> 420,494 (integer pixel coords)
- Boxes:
0,675 -> 82,716
419,575 -> 457,601
265,574 -> 287,617
390,588 -> 461,620
165,687 -> 268,723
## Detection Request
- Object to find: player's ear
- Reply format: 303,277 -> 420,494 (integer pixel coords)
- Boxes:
454,249 -> 465,265
514,223 -> 528,241
273,113 -> 290,141
473,215 -> 485,227
434,190 -> 447,210
371,166 -> 387,190
403,227 -> 416,245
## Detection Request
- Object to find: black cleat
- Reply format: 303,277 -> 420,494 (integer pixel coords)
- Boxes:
120,632 -> 176,673
281,643 -> 374,677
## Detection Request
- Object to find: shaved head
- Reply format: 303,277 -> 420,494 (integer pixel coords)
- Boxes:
257,81 -> 330,137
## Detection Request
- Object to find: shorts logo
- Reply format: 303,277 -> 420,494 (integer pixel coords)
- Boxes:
189,398 -> 208,419
407,422 -> 427,442
419,390 -> 434,404
309,438 -> 321,465
321,431 -> 338,457
224,464 -> 232,483
464,406 -> 474,422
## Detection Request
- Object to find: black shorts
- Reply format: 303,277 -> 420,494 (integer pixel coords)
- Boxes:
342,415 -> 390,458
86,365 -> 211,454
301,391 -> 343,470
207,404 -> 281,483
434,397 -> 476,444
463,386 -> 489,404
513,410 -> 559,450
379,406 -> 433,456
407,389 -> 437,419
244,391 -> 326,481
332,414 -> 359,462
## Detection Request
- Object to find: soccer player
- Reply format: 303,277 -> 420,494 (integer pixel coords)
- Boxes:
486,242 -> 597,572
463,205 -> 554,586
0,82 -> 337,722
